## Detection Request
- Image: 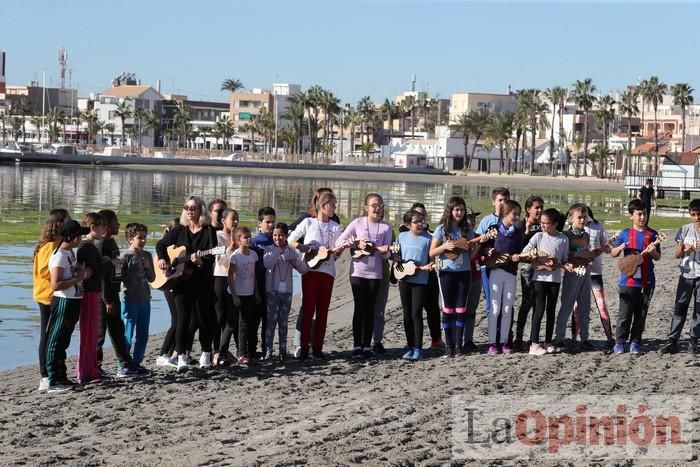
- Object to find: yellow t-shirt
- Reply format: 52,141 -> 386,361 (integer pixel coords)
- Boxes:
32,239 -> 61,305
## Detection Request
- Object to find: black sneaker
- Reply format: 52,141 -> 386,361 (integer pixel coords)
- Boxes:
362,348 -> 375,358
351,348 -> 363,359
372,342 -> 386,355
462,341 -> 478,354
297,349 -> 309,361
443,347 -> 456,359
659,341 -> 679,354
512,340 -> 523,353
580,340 -> 596,351
689,341 -> 699,354
311,350 -> 326,360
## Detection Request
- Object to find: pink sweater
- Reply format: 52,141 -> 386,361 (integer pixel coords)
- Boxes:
335,217 -> 392,279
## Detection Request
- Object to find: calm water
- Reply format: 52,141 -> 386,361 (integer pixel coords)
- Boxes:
0,162 -> 634,371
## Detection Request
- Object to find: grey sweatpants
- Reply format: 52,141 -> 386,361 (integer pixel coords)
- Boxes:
555,271 -> 592,342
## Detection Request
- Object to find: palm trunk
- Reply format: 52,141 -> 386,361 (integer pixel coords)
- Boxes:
626,112 -> 633,177
682,107 -> 687,152
463,135 -> 470,170
529,122 -> 535,176
549,104 -> 556,162
513,129 -> 521,174
654,107 -> 659,174
499,148 -> 504,175
582,111 -> 589,177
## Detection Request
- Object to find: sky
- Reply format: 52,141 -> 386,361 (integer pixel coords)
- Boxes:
2,1 -> 699,104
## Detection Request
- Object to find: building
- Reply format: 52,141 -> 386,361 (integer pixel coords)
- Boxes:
161,95 -> 229,148
449,92 -> 517,123
229,88 -> 274,128
272,83 -> 301,124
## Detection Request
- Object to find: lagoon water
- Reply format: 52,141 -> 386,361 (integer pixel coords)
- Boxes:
0,162 -> 635,371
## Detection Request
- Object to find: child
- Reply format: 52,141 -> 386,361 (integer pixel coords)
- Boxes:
336,193 -> 392,359
289,192 -> 346,361
75,213 -> 106,384
661,199 -> 700,354
263,223 -> 308,362
521,208 -> 569,355
396,209 -> 433,361
121,223 -> 155,370
46,220 -> 90,392
252,207 -> 276,357
33,208 -> 70,392
485,200 -> 525,355
229,227 -> 261,365
430,196 -> 475,358
553,203 -> 593,351
463,207 -> 482,353
514,196 -> 544,351
213,208 -> 239,365
611,199 -> 661,355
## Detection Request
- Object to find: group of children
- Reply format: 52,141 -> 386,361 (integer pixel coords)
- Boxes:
32,187 -> 700,392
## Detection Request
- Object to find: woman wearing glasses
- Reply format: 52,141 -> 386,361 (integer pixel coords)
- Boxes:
156,196 -> 218,372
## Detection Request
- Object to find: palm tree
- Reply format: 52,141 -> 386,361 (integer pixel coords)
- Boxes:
512,92 -> 529,173
12,98 -> 32,143
221,78 -> 244,94
518,89 -> 549,175
571,79 -> 597,177
381,98 -> 395,141
11,117 -> 22,142
81,110 -> 99,144
306,85 -> 325,156
30,116 -> 43,142
283,93 -> 306,155
104,123 -> 116,145
451,112 -> 474,170
486,112 -> 514,175
114,100 -> 132,147
468,109 -> 492,169
671,83 -> 694,152
544,86 -> 568,159
173,102 -> 192,147
398,98 -> 412,135
133,107 -> 148,152
145,110 -> 161,147
0,111 -> 7,145
214,116 -> 234,150
619,89 -> 639,176
637,79 -> 649,136
595,95 -> 616,178
320,89 -> 340,148
357,96 -> 374,148
642,75 -> 665,169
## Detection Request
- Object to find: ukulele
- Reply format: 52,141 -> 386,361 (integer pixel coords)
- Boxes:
530,249 -> 587,277
393,258 -> 443,281
350,238 -> 376,259
444,227 -> 499,261
617,231 -> 666,277
150,245 -> 225,290
305,237 -> 355,270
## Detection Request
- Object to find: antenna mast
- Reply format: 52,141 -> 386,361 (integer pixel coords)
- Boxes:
58,48 -> 68,89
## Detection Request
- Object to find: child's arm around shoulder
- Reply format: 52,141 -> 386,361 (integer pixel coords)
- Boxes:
263,245 -> 281,269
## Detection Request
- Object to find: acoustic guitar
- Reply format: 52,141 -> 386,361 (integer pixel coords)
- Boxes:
617,231 -> 666,277
445,227 -> 499,261
393,258 -> 443,281
150,245 -> 226,290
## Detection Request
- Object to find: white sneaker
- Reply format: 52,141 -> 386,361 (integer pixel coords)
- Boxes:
156,355 -> 177,367
199,352 -> 212,368
293,346 -> 302,358
38,377 -> 49,392
177,355 -> 189,372
47,383 -> 72,394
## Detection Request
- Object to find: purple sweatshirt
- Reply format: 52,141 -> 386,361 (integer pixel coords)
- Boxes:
262,245 -> 308,293
336,217 -> 392,279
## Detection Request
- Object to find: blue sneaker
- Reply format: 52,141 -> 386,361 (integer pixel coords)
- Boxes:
630,342 -> 641,355
411,349 -> 422,361
402,348 -> 415,360
613,343 -> 625,354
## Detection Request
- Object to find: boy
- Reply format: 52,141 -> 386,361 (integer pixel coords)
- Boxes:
252,206 -> 276,357
660,199 -> 700,354
611,199 -> 661,355
121,223 -> 155,370
75,213 -> 106,384
95,209 -> 136,377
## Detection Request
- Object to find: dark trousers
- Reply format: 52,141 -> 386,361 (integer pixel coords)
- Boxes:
254,295 -> 268,354
46,297 -> 80,383
516,268 -> 536,342
424,271 -> 442,341
97,299 -> 132,367
237,295 -> 257,357
668,276 -> 700,342
531,282 -> 560,344
173,287 -> 214,355
350,277 -> 381,348
214,276 -> 239,355
38,302 -> 51,378
399,281 -> 427,349
616,286 -> 654,344
160,290 -> 177,355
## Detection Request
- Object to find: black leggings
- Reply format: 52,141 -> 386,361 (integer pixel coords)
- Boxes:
38,302 -> 51,378
424,271 -> 441,341
173,286 -> 215,355
516,268 -> 536,342
530,282 -> 560,344
214,276 -> 239,355
161,290 -> 177,355
399,281 -> 427,349
350,277 -> 381,348
238,295 -> 257,357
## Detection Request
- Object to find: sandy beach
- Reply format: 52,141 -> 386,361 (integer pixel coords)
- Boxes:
2,243 -> 698,466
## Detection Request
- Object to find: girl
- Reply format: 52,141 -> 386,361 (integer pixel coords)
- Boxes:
336,194 -> 392,359
521,208 -> 569,355
485,200 -> 525,356
430,196 -> 474,358
213,208 -> 239,365
396,209 -> 433,361
32,208 -> 70,391
156,196 -> 217,371
46,220 -> 90,392
289,192 -> 345,361
514,196 -> 544,351
263,223 -> 308,362
229,227 -> 261,365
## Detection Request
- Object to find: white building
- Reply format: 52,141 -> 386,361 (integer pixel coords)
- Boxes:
93,84 -> 163,147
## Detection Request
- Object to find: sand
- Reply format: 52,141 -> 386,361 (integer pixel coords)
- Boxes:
1,245 -> 699,466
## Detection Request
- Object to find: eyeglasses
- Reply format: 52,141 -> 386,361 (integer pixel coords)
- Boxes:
411,220 -> 424,225
184,205 -> 199,212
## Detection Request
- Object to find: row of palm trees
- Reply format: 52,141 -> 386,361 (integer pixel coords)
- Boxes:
449,76 -> 694,178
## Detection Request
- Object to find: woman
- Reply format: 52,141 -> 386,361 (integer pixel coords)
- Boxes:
156,196 -> 217,371
32,208 -> 70,391
336,193 -> 392,358
289,192 -> 346,360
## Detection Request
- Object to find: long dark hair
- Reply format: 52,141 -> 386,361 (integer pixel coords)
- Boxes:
586,206 -> 599,224
34,209 -> 70,258
438,196 -> 470,235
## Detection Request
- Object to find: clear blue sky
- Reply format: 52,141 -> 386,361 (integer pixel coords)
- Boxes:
3,1 -> 698,104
